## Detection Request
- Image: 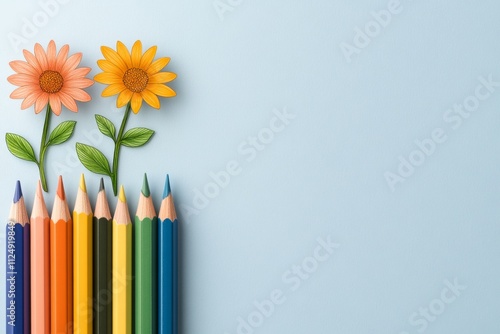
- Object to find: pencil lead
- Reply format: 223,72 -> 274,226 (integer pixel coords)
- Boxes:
13,180 -> 22,203
119,185 -> 126,203
141,173 -> 150,197
57,175 -> 66,200
79,173 -> 87,193
99,177 -> 105,192
163,174 -> 171,199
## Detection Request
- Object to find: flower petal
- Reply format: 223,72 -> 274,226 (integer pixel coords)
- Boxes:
117,89 -> 133,108
64,78 -> 94,89
10,60 -> 39,76
101,46 -> 127,73
63,87 -> 91,102
147,83 -> 176,97
140,46 -> 157,69
148,72 -> 176,84
35,93 -> 49,113
97,59 -> 124,76
65,67 -> 91,80
55,44 -> 69,71
130,92 -> 143,113
7,74 -> 38,86
58,91 -> 78,112
147,57 -> 170,75
11,86 -> 37,99
47,40 -> 57,69
21,91 -> 43,110
60,53 -> 82,77
49,94 -> 62,115
131,40 -> 143,68
94,72 -> 123,85
102,83 -> 125,97
141,89 -> 160,109
23,50 -> 42,73
34,43 -> 49,71
116,41 -> 132,69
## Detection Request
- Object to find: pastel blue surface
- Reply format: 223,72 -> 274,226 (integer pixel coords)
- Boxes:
0,1 -> 499,333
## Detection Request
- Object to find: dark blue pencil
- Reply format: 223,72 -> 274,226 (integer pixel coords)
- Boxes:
158,175 -> 178,334
6,181 -> 29,334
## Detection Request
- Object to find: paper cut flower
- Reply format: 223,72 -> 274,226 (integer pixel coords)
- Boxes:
94,40 -> 176,113
5,40 -> 93,192
76,40 -> 177,195
8,40 -> 93,115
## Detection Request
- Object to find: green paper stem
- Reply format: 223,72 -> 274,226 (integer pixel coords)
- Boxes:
38,104 -> 52,192
111,102 -> 132,196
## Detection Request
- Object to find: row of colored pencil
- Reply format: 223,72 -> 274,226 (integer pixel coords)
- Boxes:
6,174 -> 178,334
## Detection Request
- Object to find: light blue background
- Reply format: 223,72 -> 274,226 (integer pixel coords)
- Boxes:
0,1 -> 499,333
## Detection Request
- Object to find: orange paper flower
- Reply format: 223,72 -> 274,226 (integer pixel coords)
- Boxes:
8,40 -> 93,115
94,40 -> 176,113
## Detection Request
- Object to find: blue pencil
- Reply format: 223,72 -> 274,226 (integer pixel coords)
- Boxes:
6,181 -> 29,334
158,175 -> 178,334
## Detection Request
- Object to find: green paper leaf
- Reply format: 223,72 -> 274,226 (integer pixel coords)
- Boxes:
121,127 -> 155,148
95,114 -> 116,140
75,143 -> 112,176
47,121 -> 76,146
5,133 -> 37,163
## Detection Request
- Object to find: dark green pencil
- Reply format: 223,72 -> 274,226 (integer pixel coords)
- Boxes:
93,178 -> 112,334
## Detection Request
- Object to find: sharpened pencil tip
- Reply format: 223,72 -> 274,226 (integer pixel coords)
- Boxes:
57,175 -> 65,200
79,173 -> 87,193
119,185 -> 126,203
36,180 -> 43,198
141,173 -> 150,197
13,180 -> 22,203
99,178 -> 105,192
163,174 -> 171,198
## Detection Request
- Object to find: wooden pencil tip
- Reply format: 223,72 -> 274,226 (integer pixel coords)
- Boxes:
99,177 -> 105,192
79,173 -> 87,193
163,174 -> 171,199
57,175 -> 65,200
13,180 -> 22,203
119,185 -> 126,203
141,173 -> 150,197
36,180 -> 43,198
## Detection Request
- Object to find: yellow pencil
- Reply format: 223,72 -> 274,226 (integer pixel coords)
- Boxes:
73,174 -> 93,334
112,185 -> 132,334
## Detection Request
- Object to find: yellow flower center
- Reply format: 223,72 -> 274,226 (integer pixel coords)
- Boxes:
123,68 -> 149,93
39,70 -> 64,94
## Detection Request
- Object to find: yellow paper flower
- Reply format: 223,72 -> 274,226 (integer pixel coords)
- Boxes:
7,40 -> 93,115
94,40 -> 176,113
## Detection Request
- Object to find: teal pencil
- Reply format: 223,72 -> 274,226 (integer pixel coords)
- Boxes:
158,175 -> 178,334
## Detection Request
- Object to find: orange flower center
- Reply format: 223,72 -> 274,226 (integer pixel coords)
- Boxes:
123,68 -> 149,93
39,70 -> 64,94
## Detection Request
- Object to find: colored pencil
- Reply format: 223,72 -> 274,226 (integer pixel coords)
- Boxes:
51,176 -> 73,334
158,175 -> 178,334
31,180 -> 50,334
94,178 -> 112,334
113,186 -> 132,334
6,181 -> 29,334
134,174 -> 158,334
73,174 -> 93,333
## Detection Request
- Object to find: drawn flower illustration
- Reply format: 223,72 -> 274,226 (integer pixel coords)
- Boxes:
94,40 -> 176,113
76,40 -> 177,195
6,40 -> 93,191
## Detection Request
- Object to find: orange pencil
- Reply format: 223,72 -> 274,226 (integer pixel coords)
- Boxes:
51,176 -> 73,333
31,181 -> 50,334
